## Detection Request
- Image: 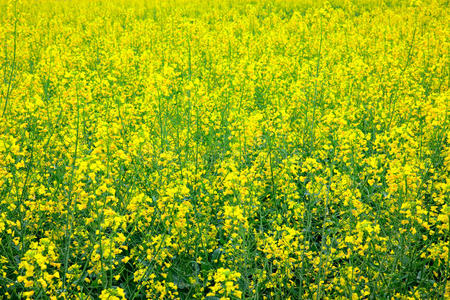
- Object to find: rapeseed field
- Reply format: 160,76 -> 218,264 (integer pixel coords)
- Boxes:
0,0 -> 448,298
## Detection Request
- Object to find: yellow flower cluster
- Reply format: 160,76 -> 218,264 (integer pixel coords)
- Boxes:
207,268 -> 242,299
0,0 -> 448,299
99,287 -> 127,300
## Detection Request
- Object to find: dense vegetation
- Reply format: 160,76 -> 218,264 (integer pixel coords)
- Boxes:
0,0 -> 448,298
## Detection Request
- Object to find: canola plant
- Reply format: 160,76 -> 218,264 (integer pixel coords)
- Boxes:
0,0 -> 448,299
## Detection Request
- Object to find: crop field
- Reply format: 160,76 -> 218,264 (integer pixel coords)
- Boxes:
0,0 -> 449,299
